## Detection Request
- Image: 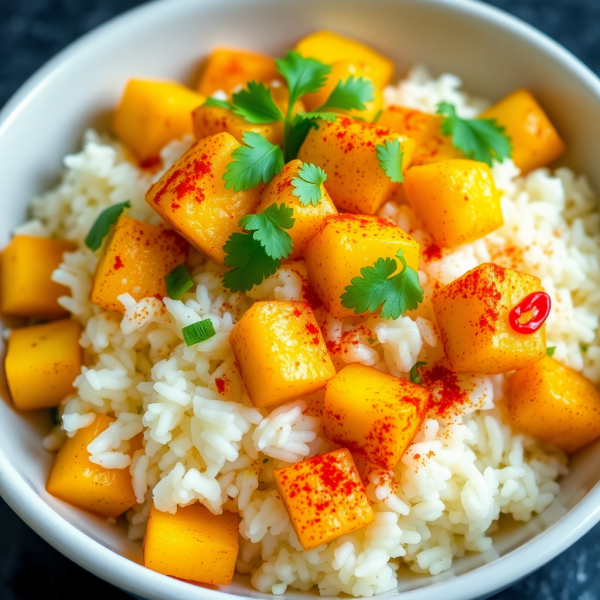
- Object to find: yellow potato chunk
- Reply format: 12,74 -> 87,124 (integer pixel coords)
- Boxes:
197,48 -> 278,96
432,263 -> 546,374
112,79 -> 205,164
480,89 -> 565,174
145,132 -> 262,264
303,61 -> 383,122
254,159 -> 338,258
304,214 -> 420,318
89,216 -> 188,313
377,106 -> 463,166
295,30 -> 393,88
404,159 -> 503,249
6,319 -> 81,411
230,301 -> 335,408
0,235 -> 74,319
144,504 -> 238,585
323,364 -> 431,469
46,414 -> 139,517
507,356 -> 600,453
298,117 -> 414,214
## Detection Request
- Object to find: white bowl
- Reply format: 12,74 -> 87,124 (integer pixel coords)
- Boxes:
1,0 -> 600,598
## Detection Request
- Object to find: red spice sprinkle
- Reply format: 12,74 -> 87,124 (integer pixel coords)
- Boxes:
114,255 -> 124,270
422,365 -> 468,416
422,243 -> 442,262
215,377 -> 227,395
139,156 -> 161,170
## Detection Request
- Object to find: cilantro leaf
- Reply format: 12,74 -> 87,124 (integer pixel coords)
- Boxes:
231,81 -> 284,124
285,115 -> 319,162
372,108 -> 383,123
410,361 -> 427,384
437,102 -> 512,166
291,163 -> 327,206
165,264 -> 194,299
340,248 -> 424,319
203,97 -> 234,110
182,319 -> 216,346
240,203 -> 295,260
546,346 -> 556,356
275,50 -> 331,107
296,111 -> 338,122
318,76 -> 375,112
223,132 -> 285,191
85,201 -> 131,251
376,139 -> 404,183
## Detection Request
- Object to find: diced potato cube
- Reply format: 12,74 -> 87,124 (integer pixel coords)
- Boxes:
112,79 -> 205,164
480,89 -> 565,174
298,117 -> 414,214
274,448 -> 374,551
303,61 -> 383,122
46,414 -> 139,517
295,31 -> 393,88
89,216 -> 188,313
197,48 -> 278,96
144,504 -> 238,585
304,214 -> 420,318
377,106 -> 463,166
145,132 -> 262,264
254,159 -> 338,258
230,301 -> 335,408
432,263 -> 546,374
6,319 -> 81,411
404,159 -> 503,248
323,364 -> 431,469
0,235 -> 74,319
507,356 -> 600,454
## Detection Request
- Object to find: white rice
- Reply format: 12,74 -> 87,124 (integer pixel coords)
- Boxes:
20,64 -> 600,596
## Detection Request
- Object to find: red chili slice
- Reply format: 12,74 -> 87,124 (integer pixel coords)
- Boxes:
509,291 -> 551,334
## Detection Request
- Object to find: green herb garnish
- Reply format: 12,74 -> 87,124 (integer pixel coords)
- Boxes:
410,361 -> 428,384
84,201 -> 131,251
376,139 -> 405,183
580,343 -> 589,352
263,458 -> 269,464
546,346 -> 557,357
165,264 -> 194,299
49,407 -> 61,425
367,337 -> 376,345
291,163 -> 328,206
239,203 -> 295,260
231,81 -> 284,123
182,319 -> 216,346
317,76 -> 375,112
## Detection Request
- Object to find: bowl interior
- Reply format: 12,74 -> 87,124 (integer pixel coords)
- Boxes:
1,0 -> 600,598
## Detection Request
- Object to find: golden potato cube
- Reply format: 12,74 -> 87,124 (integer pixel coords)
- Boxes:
304,214 -> 420,318
254,159 -> 338,258
145,132 -> 262,264
6,319 -> 81,411
480,89 -> 565,174
377,106 -> 463,166
507,356 -> 600,453
432,263 -> 546,374
144,504 -> 238,585
295,30 -> 393,88
323,364 -> 431,469
230,301 -> 335,408
298,117 -> 414,214
112,79 -> 205,164
46,414 -> 140,517
274,448 -> 374,551
89,216 -> 188,313
404,159 -> 503,248
197,48 -> 278,96
0,235 -> 74,319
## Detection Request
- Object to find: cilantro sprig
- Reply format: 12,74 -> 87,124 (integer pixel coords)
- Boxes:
437,102 -> 512,167
291,163 -> 327,206
410,361 -> 427,384
318,76 -> 375,112
376,139 -> 404,184
340,249 -> 424,320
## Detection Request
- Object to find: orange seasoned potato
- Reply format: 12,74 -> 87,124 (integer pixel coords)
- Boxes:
304,214 -> 420,318
89,215 -> 188,313
230,301 -> 335,408
480,89 -> 565,174
274,448 -> 374,551
404,159 -> 503,248
377,106 -> 463,166
298,117 -> 415,214
144,504 -> 238,585
6,319 -> 81,411
323,364 -> 431,469
197,48 -> 278,96
47,414 -> 140,517
507,356 -> 600,454
113,79 -> 205,164
146,132 -> 262,264
0,235 -> 74,319
432,263 -> 546,374
254,160 -> 338,258
295,30 -> 393,88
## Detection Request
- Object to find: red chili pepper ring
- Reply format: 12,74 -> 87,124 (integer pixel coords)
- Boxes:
509,291 -> 551,334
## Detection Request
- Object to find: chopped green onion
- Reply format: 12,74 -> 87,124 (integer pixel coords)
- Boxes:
165,264 -> 194,299
410,361 -> 427,384
546,346 -> 557,356
84,201 -> 131,251
367,337 -> 376,345
182,319 -> 216,346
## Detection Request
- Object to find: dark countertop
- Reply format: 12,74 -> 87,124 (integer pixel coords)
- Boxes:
0,0 -> 598,598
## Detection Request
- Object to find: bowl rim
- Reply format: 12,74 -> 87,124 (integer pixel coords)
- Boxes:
1,0 -> 600,599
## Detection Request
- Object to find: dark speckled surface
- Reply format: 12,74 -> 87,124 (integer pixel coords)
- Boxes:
0,0 -> 599,598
